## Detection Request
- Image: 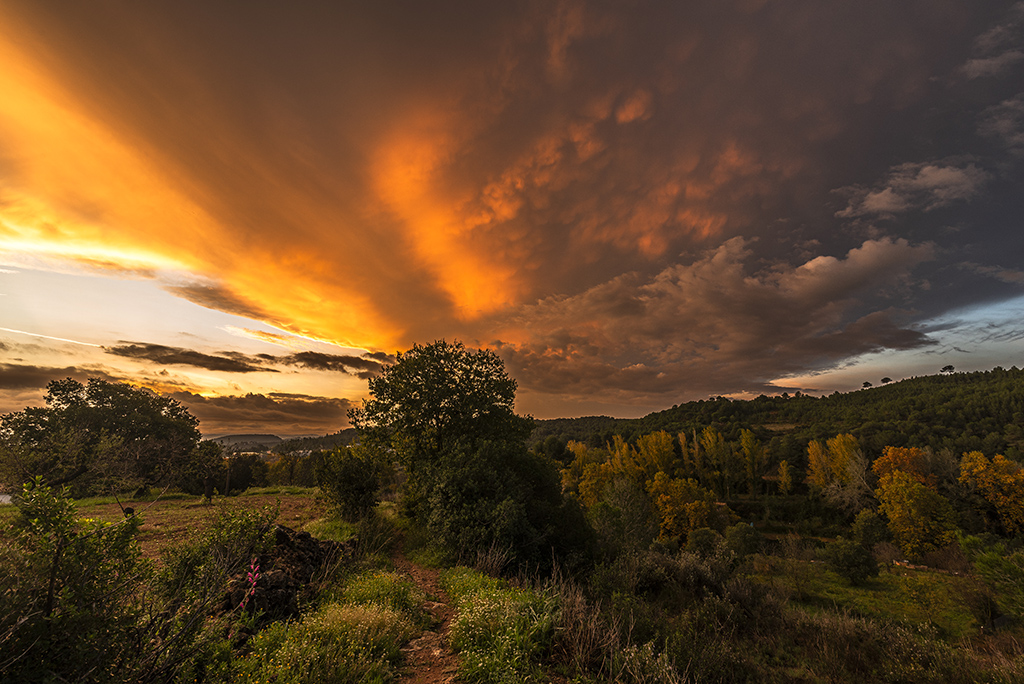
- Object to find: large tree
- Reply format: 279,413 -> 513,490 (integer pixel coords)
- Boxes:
1,378 -> 201,495
350,340 -> 532,500
350,340 -> 590,567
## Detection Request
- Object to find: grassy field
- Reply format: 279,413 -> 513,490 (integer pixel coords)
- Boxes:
749,554 -> 980,639
0,486 -> 331,558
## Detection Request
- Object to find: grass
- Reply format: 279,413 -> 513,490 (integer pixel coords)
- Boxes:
303,516 -> 357,543
751,555 -> 979,638
441,567 -> 558,683
238,602 -> 417,684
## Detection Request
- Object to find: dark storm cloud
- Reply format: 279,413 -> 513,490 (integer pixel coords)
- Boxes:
105,343 -> 270,373
279,352 -> 387,379
0,364 -> 121,390
103,342 -> 389,378
164,282 -> 273,324
491,236 -> 937,400
836,160 -> 988,219
167,390 -> 353,436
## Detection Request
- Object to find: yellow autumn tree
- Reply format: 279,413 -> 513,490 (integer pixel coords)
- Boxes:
807,434 -> 870,512
875,470 -> 959,558
647,472 -> 727,543
872,445 -> 933,487
959,451 -> 1024,535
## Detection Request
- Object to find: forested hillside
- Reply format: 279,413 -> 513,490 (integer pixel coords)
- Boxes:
532,366 -> 1024,464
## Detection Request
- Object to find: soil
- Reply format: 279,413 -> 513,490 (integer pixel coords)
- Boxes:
394,547 -> 460,683
81,493 -> 326,560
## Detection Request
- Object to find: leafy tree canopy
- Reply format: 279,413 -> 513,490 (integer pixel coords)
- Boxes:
1,378 -> 201,495
350,340 -> 533,471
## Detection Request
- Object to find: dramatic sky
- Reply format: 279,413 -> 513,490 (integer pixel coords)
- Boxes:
2,1 -> 1023,436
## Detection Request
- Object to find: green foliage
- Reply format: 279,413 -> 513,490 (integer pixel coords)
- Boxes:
852,509 -> 891,548
351,341 -> 591,570
0,479 -> 150,682
155,503 -> 277,610
351,340 -> 532,479
724,523 -> 764,558
687,527 -> 726,558
316,444 -> 383,521
964,539 -> 1024,619
424,440 -> 592,569
176,440 -> 226,497
238,602 -> 416,683
342,570 -> 426,621
267,450 -> 325,487
0,378 -> 200,496
224,453 -> 269,493
441,567 -> 558,684
824,537 -> 879,585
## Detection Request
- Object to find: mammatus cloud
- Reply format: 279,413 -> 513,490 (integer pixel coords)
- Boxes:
958,3 -> 1024,79
0,2 -> 1021,427
980,94 -> 1024,156
493,237 -> 937,400
836,161 -> 988,218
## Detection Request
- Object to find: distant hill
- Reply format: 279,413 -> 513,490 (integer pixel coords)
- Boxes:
530,366 -> 1024,464
210,434 -> 284,447
274,429 -> 357,454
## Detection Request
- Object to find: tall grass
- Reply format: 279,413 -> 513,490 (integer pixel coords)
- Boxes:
441,567 -> 558,683
238,602 -> 416,684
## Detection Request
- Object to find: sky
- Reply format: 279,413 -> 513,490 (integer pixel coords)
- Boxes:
1,1 -> 1023,437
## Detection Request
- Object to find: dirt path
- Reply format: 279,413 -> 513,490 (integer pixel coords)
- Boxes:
394,549 -> 460,684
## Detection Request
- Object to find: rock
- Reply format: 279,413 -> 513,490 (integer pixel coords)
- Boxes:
222,524 -> 356,622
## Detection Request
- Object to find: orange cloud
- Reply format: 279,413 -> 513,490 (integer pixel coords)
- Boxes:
0,17 -> 401,351
370,107 -> 526,319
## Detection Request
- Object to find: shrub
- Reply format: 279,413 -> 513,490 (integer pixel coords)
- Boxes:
0,480 -> 150,683
725,523 -> 764,558
852,509 -> 891,548
317,444 -> 383,521
824,537 -> 879,585
687,527 -> 726,558
155,503 -> 277,609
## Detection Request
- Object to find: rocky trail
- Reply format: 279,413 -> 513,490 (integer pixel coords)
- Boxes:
394,547 -> 460,684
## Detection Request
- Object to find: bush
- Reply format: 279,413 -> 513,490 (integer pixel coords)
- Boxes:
824,537 -> 879,585
0,480 -> 150,683
851,509 -> 890,548
687,527 -> 726,558
317,445 -> 382,521
155,502 -> 277,624
425,441 -> 593,572
725,523 -> 764,558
